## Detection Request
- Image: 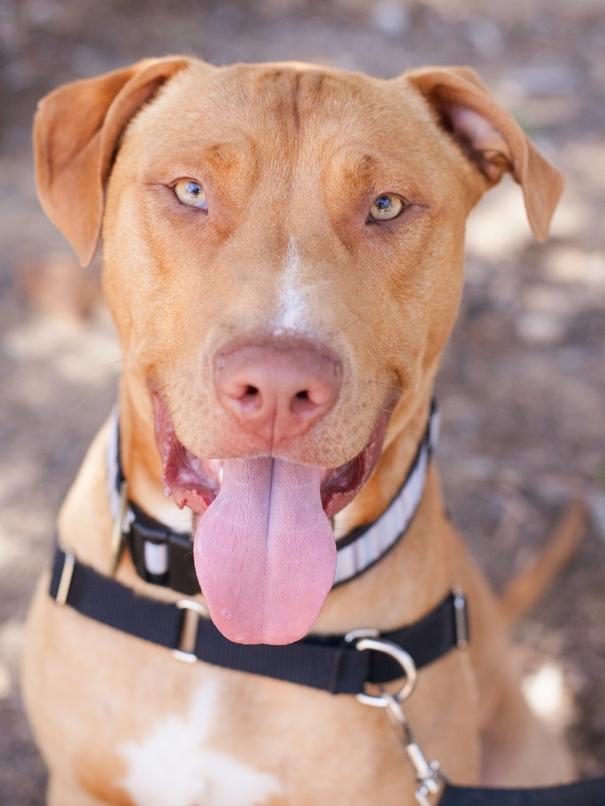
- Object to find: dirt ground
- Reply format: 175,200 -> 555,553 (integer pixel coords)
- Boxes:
1,0 -> 604,802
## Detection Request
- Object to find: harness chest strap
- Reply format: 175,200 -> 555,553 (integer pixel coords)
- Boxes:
49,545 -> 467,694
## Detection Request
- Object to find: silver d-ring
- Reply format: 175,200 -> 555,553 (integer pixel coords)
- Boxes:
353,637 -> 417,708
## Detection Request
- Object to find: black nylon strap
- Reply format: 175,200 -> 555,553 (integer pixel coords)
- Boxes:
440,778 -> 605,805
49,546 -> 465,694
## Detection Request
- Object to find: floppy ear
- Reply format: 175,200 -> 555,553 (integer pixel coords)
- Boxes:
406,66 -> 563,240
34,56 -> 191,266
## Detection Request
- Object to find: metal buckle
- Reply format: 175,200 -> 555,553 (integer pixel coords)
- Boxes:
452,588 -> 469,648
109,480 -> 129,575
346,633 -> 417,708
55,551 -> 75,606
172,599 -> 208,663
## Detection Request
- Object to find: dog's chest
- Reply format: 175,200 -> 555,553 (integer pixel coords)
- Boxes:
25,579 -> 479,806
119,681 -> 282,806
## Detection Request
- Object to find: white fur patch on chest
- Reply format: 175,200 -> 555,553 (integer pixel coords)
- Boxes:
120,681 -> 282,806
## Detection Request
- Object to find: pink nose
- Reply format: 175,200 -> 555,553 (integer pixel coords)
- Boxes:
215,339 -> 341,447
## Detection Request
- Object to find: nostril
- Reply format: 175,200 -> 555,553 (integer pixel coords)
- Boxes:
290,385 -> 333,417
227,383 -> 263,414
243,384 -> 260,400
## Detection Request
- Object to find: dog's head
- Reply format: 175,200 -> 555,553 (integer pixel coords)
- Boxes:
35,58 -> 562,644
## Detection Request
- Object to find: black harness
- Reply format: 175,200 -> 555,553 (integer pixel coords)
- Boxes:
47,406 -> 605,805
49,546 -> 468,693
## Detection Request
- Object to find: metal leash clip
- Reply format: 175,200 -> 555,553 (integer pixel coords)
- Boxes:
382,691 -> 445,806
346,633 -> 445,806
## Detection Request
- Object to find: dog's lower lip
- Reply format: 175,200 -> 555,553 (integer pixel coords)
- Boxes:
153,395 -> 392,518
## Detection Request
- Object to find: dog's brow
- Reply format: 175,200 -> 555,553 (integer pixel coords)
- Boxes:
200,142 -> 242,172
340,152 -> 378,182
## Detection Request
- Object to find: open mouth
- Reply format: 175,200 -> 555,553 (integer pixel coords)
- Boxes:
153,393 -> 391,520
152,392 -> 392,646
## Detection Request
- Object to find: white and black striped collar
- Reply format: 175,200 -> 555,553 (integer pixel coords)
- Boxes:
334,401 -> 439,585
106,400 -> 439,593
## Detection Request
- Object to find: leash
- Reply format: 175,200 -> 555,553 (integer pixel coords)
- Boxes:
349,668 -> 605,806
439,779 -> 605,805
106,400 -> 440,595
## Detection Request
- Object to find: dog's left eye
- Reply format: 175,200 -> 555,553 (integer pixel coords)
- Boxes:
368,193 -> 405,222
173,180 -> 208,210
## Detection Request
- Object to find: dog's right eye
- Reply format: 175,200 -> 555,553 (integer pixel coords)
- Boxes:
368,193 -> 405,222
173,180 -> 208,210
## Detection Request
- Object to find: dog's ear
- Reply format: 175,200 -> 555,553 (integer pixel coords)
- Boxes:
34,57 -> 191,266
405,66 -> 563,240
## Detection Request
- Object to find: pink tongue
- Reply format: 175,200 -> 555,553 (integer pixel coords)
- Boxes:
193,457 -> 336,645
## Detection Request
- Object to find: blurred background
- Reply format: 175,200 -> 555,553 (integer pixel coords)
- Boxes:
1,0 -> 604,801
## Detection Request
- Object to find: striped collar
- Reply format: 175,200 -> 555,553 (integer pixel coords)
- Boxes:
333,400 -> 439,585
106,401 -> 439,594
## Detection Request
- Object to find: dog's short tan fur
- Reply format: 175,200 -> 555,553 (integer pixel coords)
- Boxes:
24,58 -> 571,805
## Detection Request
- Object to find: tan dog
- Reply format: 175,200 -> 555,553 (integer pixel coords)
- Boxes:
23,57 -> 572,805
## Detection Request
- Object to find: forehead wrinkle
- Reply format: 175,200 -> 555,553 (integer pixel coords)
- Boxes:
290,71 -> 302,132
242,69 -> 301,127
235,67 -> 338,139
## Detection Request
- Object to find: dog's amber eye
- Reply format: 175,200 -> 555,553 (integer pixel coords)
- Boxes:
173,180 -> 208,210
369,194 -> 405,222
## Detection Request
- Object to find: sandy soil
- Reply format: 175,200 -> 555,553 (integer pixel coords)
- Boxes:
1,1 -> 604,802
